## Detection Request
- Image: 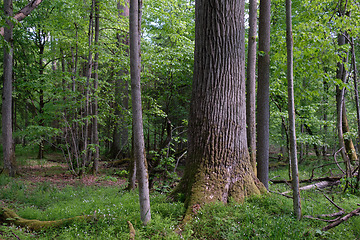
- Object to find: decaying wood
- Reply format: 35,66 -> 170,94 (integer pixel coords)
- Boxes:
282,180 -> 340,194
271,175 -> 342,184
322,207 -> 360,231
127,221 -> 136,240
0,207 -> 96,231
304,194 -> 360,231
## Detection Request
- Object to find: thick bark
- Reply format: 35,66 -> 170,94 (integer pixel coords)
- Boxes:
246,0 -> 258,176
286,0 -> 301,220
2,0 -> 16,177
129,0 -> 151,225
173,0 -> 265,216
257,0 -> 271,189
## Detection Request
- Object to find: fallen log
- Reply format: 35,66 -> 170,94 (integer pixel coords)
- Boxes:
282,180 -> 340,194
0,207 -> 96,231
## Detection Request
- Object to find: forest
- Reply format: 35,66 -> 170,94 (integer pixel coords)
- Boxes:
1,0 -> 360,239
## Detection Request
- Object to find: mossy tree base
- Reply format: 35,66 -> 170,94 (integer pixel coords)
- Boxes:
0,207 -> 96,231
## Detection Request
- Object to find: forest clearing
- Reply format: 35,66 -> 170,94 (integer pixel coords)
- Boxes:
2,0 -> 360,239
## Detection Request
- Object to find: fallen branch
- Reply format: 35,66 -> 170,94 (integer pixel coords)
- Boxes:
303,194 -> 360,231
271,176 -> 342,184
322,207 -> 360,231
0,207 -> 97,231
282,180 -> 340,194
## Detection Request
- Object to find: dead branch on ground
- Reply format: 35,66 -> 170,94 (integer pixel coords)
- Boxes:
304,194 -> 360,231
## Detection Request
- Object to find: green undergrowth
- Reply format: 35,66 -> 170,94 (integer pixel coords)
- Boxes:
1,156 -> 360,239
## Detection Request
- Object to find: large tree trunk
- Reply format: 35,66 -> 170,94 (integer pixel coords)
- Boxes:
2,0 -> 16,177
257,0 -> 271,189
286,0 -> 301,220
246,0 -> 258,176
129,0 -> 151,225
173,0 -> 265,217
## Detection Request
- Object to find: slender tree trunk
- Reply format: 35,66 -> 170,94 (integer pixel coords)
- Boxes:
286,0 -> 301,220
81,0 -> 95,175
246,0 -> 258,176
111,0 -> 130,159
257,0 -> 271,189
37,33 -> 45,160
129,0 -> 151,225
172,0 -> 265,220
92,0 -> 100,174
351,38 -> 360,152
336,33 -> 352,179
342,105 -> 357,163
2,0 -> 16,177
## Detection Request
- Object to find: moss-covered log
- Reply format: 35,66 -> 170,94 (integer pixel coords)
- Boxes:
0,207 -> 96,231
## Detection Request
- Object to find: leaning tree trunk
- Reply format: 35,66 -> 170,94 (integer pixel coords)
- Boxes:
129,0 -> 151,225
342,105 -> 357,163
246,0 -> 258,176
172,0 -> 265,217
286,0 -> 301,220
257,0 -> 271,190
2,0 -> 16,177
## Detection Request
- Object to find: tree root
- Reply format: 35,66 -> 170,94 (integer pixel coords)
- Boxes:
0,207 -> 97,231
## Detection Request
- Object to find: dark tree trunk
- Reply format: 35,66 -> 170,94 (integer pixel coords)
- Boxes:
92,0 -> 100,174
172,0 -> 265,217
246,0 -> 257,175
257,0 -> 271,189
2,0 -> 16,176
129,0 -> 151,225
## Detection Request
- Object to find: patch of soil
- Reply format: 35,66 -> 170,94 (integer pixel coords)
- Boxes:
18,157 -> 127,189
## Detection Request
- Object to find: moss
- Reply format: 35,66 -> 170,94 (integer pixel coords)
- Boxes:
0,207 -> 96,231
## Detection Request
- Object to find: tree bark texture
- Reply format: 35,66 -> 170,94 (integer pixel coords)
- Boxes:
246,0 -> 257,176
174,0 -> 265,214
2,0 -> 16,177
256,0 -> 271,189
129,0 -> 151,225
286,0 -> 301,220
342,105 -> 357,163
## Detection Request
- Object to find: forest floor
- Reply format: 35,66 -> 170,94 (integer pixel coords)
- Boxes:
1,150 -> 360,239
17,153 -> 127,189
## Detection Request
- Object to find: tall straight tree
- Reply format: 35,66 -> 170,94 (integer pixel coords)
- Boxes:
92,0 -> 100,173
129,0 -> 151,225
246,0 -> 258,175
256,0 -> 271,189
286,0 -> 301,220
2,0 -> 16,176
172,0 -> 265,217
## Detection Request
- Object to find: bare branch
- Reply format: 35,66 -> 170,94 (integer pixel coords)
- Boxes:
0,0 -> 44,36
